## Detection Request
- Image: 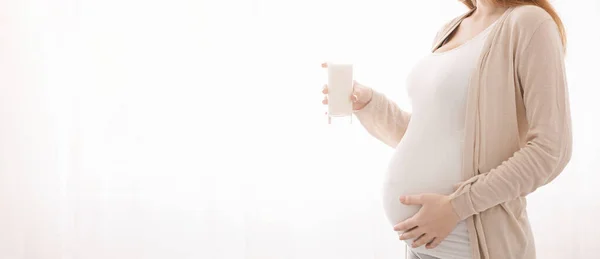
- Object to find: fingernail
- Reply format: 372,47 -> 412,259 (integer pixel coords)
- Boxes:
411,243 -> 417,248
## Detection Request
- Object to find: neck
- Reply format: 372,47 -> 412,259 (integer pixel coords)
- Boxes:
472,0 -> 507,17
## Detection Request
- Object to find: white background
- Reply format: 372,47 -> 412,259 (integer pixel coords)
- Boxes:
0,0 -> 599,258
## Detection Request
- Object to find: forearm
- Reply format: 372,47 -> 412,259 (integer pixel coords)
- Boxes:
354,89 -> 411,148
450,133 -> 572,220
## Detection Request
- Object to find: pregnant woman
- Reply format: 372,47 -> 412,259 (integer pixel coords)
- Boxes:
321,1 -> 571,259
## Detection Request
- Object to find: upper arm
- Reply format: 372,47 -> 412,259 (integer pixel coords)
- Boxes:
516,18 -> 572,176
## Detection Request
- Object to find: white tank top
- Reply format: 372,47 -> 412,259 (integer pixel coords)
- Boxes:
382,22 -> 496,259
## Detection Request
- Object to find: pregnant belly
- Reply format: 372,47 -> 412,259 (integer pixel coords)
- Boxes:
381,137 -> 463,226
381,181 -> 421,226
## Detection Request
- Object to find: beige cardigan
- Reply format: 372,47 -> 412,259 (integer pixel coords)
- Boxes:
354,6 -> 572,259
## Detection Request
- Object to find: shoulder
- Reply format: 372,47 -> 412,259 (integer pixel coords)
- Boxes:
510,5 -> 552,21
503,5 -> 563,51
505,5 -> 554,33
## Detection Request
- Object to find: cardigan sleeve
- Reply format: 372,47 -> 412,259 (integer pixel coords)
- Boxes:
450,19 -> 573,220
353,88 -> 411,148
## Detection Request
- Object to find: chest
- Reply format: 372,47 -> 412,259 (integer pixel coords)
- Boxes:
405,39 -> 486,110
435,16 -> 501,54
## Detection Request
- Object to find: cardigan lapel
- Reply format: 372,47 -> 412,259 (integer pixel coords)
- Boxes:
460,7 -> 515,259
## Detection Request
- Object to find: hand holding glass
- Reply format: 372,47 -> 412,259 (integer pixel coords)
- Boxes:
321,62 -> 373,124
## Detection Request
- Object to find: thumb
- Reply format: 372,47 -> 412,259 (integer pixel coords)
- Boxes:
399,195 -> 424,205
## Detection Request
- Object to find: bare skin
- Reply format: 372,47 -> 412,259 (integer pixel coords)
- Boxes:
436,1 -> 507,54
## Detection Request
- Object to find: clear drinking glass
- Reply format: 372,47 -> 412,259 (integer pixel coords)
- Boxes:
326,63 -> 353,124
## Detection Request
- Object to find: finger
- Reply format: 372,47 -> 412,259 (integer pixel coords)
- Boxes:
322,96 -> 328,105
426,237 -> 442,249
398,226 -> 423,240
412,233 -> 433,248
322,84 -> 328,94
321,62 -> 328,68
393,217 -> 418,232
400,195 -> 424,205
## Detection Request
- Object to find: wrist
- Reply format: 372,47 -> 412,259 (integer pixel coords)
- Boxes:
353,85 -> 374,111
363,88 -> 373,106
445,195 -> 461,222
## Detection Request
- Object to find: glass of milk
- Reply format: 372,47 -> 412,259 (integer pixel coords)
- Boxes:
326,63 -> 353,124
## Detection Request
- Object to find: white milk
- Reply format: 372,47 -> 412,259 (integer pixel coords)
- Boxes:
327,64 -> 353,119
